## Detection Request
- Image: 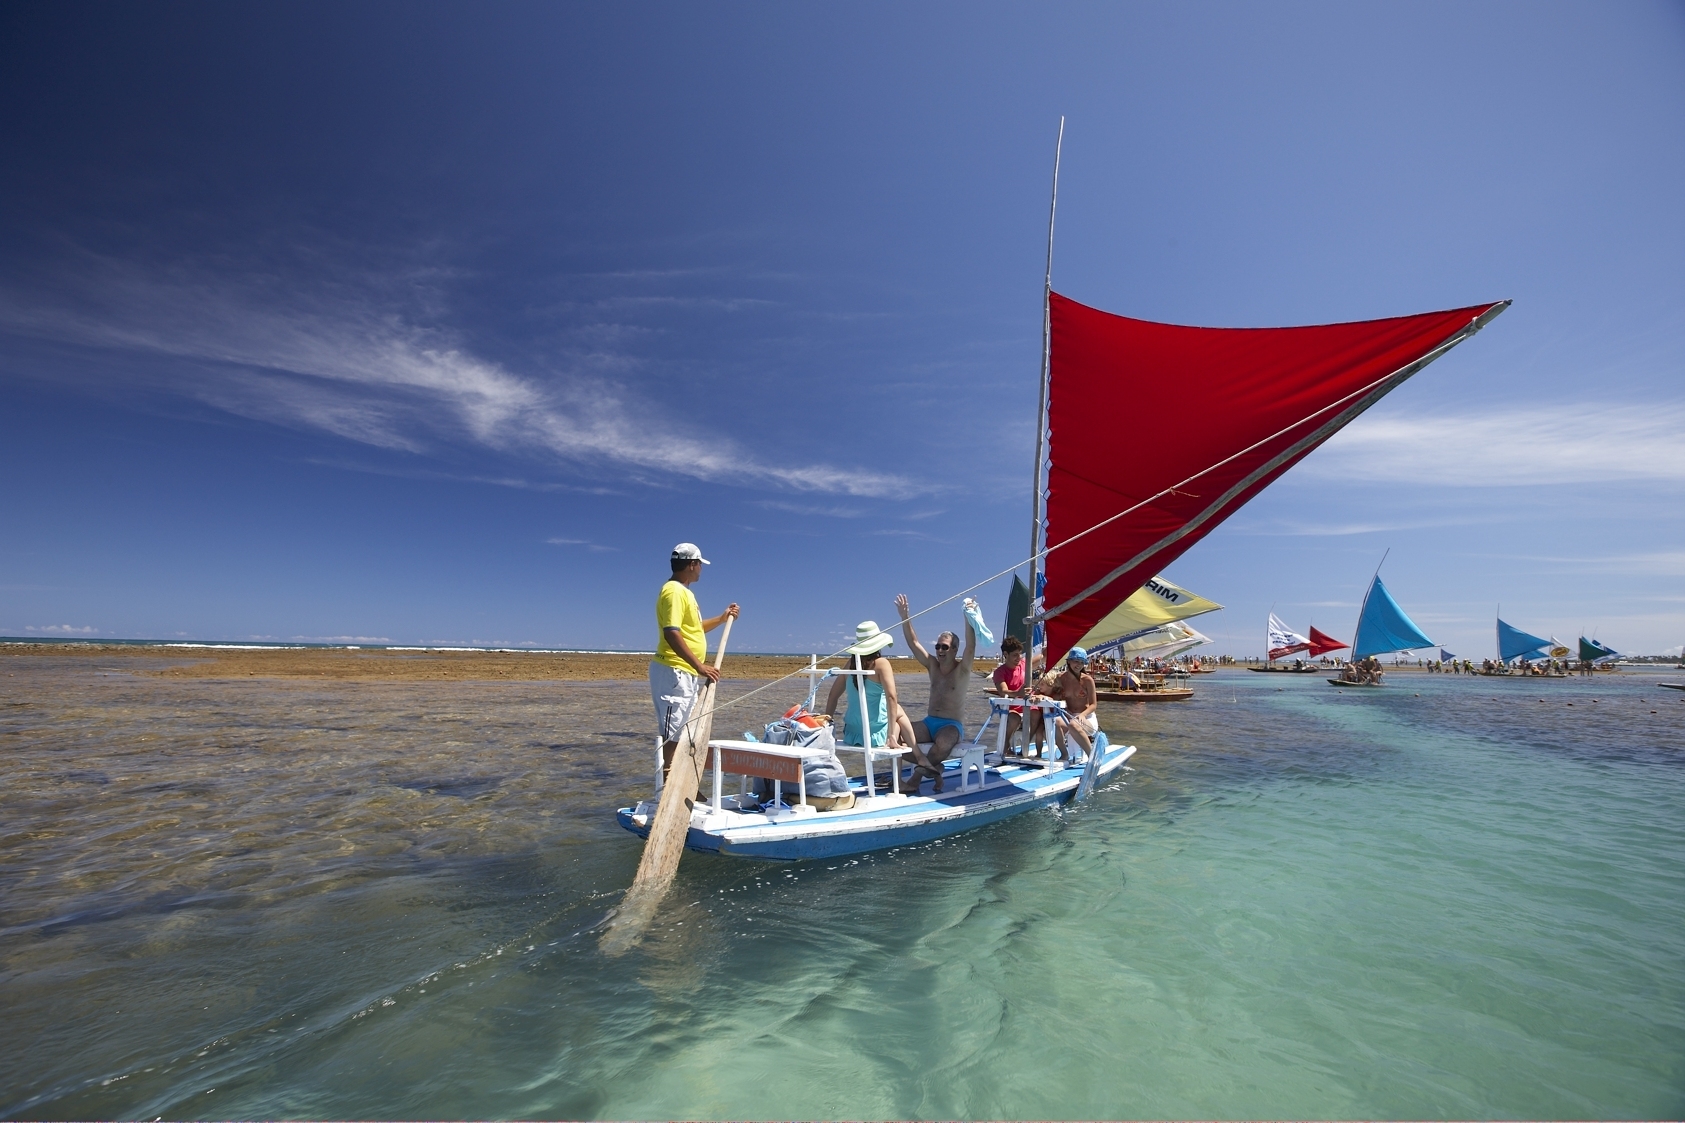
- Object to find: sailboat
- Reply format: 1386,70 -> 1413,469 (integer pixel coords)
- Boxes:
1489,616 -> 1555,674
1578,636 -> 1617,663
1254,614 -> 1348,670
616,124 -> 1508,860
1327,574 -> 1434,686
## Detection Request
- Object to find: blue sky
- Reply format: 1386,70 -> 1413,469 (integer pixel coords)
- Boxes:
2,1 -> 1682,658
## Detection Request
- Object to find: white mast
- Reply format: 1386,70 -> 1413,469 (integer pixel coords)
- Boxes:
1026,117 -> 1065,652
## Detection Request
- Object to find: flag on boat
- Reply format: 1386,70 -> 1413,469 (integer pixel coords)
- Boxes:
1352,575 -> 1434,660
1440,648 -> 1456,662
1035,294 -> 1508,663
1077,575 -> 1222,655
1497,618 -> 1551,663
1578,636 -> 1618,662
1268,613 -> 1312,660
1307,626 -> 1348,657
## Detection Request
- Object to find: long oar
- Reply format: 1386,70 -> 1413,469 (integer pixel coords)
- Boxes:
1074,726 -> 1102,800
600,617 -> 733,956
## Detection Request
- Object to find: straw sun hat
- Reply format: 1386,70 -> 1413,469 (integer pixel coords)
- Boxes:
846,621 -> 894,656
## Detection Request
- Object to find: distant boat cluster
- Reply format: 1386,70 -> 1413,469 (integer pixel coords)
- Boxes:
1257,575 -> 1637,687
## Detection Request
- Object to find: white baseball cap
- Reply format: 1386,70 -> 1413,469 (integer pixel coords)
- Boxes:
671,542 -> 710,564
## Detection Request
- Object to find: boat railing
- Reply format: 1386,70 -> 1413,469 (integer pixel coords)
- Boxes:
706,738 -> 833,820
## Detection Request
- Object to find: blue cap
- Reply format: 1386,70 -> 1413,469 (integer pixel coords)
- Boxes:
1066,647 -> 1088,663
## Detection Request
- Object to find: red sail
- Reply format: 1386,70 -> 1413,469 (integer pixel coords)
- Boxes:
1306,626 -> 1349,657
1042,292 -> 1506,663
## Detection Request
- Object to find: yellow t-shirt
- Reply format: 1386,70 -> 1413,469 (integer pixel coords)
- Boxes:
654,579 -> 706,673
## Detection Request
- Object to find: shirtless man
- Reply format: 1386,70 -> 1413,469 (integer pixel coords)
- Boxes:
895,593 -> 976,791
1040,647 -> 1098,763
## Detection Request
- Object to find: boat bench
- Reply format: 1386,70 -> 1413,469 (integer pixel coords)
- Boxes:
834,738 -> 992,795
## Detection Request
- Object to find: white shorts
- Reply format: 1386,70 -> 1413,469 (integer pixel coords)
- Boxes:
649,661 -> 700,743
1062,711 -> 1099,737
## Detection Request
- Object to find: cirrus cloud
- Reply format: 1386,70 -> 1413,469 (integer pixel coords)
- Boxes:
0,251 -> 923,499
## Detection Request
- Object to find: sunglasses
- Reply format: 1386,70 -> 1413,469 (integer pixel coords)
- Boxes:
934,643 -> 952,651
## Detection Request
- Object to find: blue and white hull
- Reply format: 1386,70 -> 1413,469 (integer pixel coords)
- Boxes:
615,734 -> 1135,862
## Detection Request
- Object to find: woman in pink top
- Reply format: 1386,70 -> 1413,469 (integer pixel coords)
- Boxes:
989,635 -> 1028,752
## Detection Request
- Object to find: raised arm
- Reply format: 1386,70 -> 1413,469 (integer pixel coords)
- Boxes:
894,593 -> 931,667
960,611 -> 977,669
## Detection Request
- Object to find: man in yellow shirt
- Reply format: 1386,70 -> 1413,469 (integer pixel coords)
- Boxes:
650,542 -> 740,777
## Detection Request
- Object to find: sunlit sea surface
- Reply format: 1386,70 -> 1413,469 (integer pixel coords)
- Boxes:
3,656 -> 1683,1120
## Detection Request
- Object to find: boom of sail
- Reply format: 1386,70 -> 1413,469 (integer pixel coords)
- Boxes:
1033,294 -> 1509,662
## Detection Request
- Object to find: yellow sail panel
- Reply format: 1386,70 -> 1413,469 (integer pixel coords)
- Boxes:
1076,575 -> 1222,652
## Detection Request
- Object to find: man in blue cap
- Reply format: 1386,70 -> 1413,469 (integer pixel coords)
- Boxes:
1046,646 -> 1099,763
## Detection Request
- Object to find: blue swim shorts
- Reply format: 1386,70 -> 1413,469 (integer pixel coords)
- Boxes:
922,714 -> 966,742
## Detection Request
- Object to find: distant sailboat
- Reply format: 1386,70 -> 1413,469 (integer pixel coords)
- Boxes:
1328,574 -> 1433,687
1117,620 -> 1211,662
1066,574 -> 1222,658
1265,613 -> 1313,663
1307,627 -> 1349,659
1255,613 -> 1344,670
1578,636 -> 1618,662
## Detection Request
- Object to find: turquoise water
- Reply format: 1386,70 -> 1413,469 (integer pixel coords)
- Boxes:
2,658 -> 1682,1119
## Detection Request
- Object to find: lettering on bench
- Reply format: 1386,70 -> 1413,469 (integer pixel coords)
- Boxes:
718,746 -> 802,784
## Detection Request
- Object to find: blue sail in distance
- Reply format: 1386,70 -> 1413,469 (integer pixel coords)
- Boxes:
1579,636 -> 1618,662
1352,575 -> 1434,659
1497,618 -> 1551,663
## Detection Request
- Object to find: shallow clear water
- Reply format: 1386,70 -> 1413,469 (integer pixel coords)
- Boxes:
3,658 -> 1683,1119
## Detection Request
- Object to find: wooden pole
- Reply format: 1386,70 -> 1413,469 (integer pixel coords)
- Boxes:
600,616 -> 733,956
1026,117 -> 1064,650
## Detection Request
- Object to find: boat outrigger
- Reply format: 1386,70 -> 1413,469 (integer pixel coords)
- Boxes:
615,122 -> 1508,866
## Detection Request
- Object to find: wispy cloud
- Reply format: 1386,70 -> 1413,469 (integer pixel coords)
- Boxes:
23,624 -> 97,634
756,499 -> 865,518
546,537 -> 619,552
1232,517 -> 1476,537
289,635 -> 394,643
0,252 -> 922,499
1472,550 -> 1685,577
1312,403 -> 1685,485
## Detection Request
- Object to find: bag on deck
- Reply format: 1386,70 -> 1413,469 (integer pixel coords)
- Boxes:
757,713 -> 847,799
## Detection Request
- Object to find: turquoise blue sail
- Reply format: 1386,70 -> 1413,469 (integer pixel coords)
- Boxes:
1352,576 -> 1434,659
1578,636 -> 1618,662
1497,618 -> 1551,663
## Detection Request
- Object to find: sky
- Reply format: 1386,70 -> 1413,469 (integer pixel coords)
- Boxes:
2,0 -> 1682,658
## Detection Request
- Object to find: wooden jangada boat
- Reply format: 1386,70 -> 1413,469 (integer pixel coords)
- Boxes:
1326,570 -> 1434,688
606,123 -> 1509,950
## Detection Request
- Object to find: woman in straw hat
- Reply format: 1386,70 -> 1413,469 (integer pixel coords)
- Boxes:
824,621 -> 933,790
